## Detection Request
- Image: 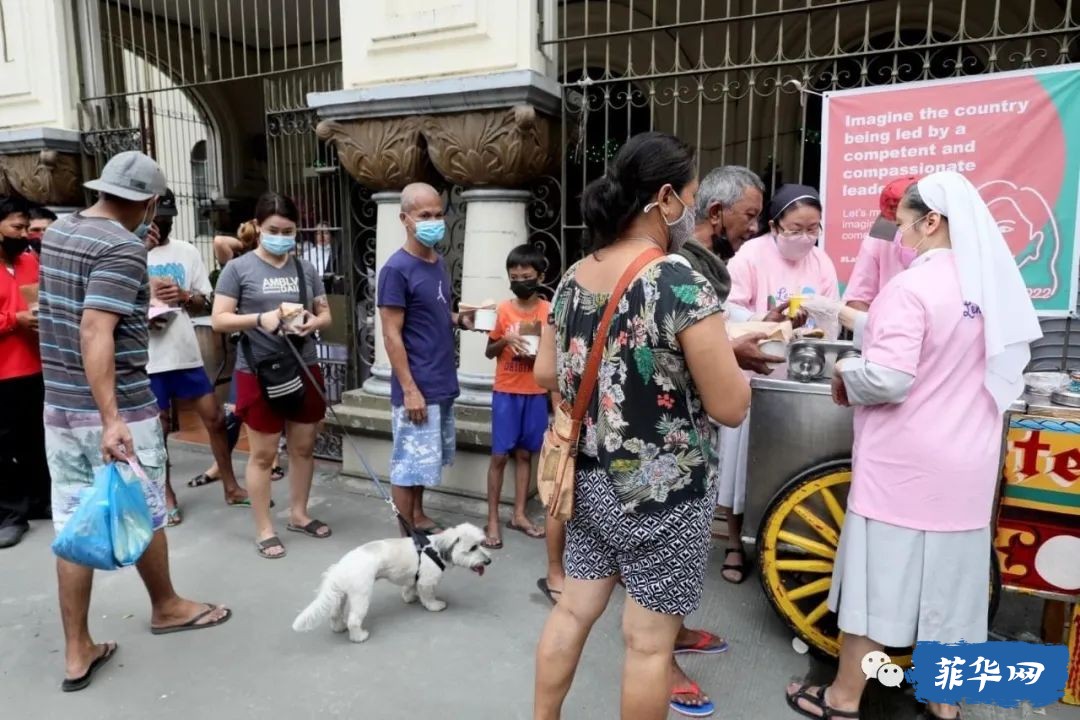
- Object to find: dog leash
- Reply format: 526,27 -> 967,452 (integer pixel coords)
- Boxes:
276,328 -> 447,576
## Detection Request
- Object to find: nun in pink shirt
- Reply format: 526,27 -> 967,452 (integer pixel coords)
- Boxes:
718,184 -> 840,584
785,172 -> 1042,720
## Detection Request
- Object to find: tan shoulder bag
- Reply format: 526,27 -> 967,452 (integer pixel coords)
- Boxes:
537,247 -> 665,521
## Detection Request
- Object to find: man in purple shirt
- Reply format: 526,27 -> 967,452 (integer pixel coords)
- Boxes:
377,183 -> 474,533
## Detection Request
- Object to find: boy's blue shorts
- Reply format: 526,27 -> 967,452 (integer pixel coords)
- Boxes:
491,391 -> 548,456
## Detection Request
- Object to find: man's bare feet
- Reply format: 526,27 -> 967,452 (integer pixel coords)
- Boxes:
150,598 -> 231,632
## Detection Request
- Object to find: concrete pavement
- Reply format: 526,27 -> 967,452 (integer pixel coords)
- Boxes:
0,443 -> 1071,719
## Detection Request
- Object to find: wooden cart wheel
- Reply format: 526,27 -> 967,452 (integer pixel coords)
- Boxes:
757,460 -> 1001,666
756,460 -> 913,666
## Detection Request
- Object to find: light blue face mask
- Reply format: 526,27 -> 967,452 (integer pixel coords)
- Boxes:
133,199 -> 156,240
414,219 -> 446,248
261,233 -> 296,256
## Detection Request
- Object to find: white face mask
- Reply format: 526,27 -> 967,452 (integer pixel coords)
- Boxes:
644,189 -> 695,254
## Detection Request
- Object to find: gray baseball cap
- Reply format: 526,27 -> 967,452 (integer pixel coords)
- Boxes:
84,151 -> 167,202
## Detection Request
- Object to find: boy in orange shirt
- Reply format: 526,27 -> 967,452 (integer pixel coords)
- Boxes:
482,245 -> 550,549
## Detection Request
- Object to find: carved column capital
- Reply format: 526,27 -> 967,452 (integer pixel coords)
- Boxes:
0,150 -> 83,205
420,104 -> 556,188
316,117 -> 435,191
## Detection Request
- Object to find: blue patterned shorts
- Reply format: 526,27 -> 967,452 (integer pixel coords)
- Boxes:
45,408 -> 168,533
390,401 -> 456,487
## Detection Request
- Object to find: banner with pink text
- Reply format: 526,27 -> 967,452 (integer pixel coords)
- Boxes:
821,64 -> 1080,315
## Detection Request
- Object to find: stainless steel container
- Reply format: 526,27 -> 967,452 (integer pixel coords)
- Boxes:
742,376 -> 855,545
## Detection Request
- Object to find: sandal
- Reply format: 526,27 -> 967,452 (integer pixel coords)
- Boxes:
271,466 -> 285,481
481,534 -> 503,550
536,578 -> 562,605
721,547 -> 748,584
166,507 -> 183,527
286,519 -> 332,538
785,684 -> 860,719
674,629 -> 730,655
60,642 -> 118,692
507,519 -> 546,539
188,472 -> 219,488
670,681 -> 716,717
255,536 -> 286,559
150,604 -> 232,635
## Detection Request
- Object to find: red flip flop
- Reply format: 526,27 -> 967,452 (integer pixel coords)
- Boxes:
674,629 -> 730,655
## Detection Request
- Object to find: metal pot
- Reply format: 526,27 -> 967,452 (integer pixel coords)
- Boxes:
788,345 -> 825,382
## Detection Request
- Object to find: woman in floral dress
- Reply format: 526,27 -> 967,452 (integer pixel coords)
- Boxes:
533,131 -> 751,720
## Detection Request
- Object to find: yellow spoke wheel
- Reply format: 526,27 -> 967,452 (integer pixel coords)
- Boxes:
756,461 -> 913,666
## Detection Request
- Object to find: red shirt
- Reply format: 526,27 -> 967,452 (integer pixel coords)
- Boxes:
0,252 -> 42,380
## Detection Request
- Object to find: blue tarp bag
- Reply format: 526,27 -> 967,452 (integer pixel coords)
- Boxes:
51,460 -> 153,570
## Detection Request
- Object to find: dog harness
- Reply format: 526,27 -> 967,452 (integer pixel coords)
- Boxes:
411,530 -> 447,583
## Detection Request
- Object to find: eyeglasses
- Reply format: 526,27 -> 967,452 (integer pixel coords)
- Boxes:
775,224 -> 821,239
897,214 -> 929,234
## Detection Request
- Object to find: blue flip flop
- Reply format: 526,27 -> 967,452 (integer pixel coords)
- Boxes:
670,682 -> 716,717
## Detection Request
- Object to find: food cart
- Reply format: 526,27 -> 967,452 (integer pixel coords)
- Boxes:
742,338 -> 1080,704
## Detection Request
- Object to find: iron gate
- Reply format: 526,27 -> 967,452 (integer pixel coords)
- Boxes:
547,0 -> 1080,263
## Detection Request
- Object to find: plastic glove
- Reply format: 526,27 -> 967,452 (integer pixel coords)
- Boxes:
801,295 -> 842,330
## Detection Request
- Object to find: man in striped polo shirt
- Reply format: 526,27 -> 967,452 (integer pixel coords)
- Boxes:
38,152 -> 231,692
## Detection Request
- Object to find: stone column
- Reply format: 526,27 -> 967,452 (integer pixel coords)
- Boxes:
362,191 -> 406,397
422,104 -> 557,406
316,117 -> 434,398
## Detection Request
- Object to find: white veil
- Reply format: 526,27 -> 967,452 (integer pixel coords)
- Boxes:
917,171 -> 1043,413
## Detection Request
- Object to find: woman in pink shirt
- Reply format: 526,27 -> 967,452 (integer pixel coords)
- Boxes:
720,185 -> 839,584
785,173 -> 1042,720
842,176 -> 918,311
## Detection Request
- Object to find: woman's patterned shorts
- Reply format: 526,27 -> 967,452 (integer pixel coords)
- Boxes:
564,461 -> 714,616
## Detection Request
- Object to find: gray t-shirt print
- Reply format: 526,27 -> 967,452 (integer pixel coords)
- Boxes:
214,252 -> 325,371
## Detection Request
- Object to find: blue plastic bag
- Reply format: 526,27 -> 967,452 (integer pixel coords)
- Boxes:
51,461 -> 153,570
108,460 -> 153,566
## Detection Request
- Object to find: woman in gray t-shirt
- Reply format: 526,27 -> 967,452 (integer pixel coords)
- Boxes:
212,192 -> 333,559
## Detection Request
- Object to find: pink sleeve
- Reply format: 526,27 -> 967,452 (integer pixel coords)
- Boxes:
843,235 -> 881,304
726,249 -> 755,311
862,284 -> 925,376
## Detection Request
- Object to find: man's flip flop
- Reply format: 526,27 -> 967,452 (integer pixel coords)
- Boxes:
286,519 -> 332,538
670,682 -> 715,717
507,520 -> 546,539
188,473 -> 219,488
481,536 -> 503,550
674,629 -> 730,655
255,536 -> 286,559
536,578 -> 562,605
60,642 -> 117,692
226,498 -> 273,508
150,605 -> 232,635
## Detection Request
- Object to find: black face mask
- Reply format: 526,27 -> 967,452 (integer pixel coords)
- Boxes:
510,279 -> 540,299
1,236 -> 29,259
27,238 -> 42,254
712,232 -> 735,261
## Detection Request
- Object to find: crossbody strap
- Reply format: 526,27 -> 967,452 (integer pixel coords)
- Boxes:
570,247 -> 665,426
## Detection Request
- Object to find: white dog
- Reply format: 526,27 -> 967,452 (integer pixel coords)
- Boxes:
292,522 -> 492,643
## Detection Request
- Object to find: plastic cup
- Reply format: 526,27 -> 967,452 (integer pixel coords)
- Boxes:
787,295 -> 805,318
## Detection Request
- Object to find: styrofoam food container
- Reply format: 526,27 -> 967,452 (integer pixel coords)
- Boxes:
759,339 -> 787,362
473,307 -> 497,331
520,335 -> 540,356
